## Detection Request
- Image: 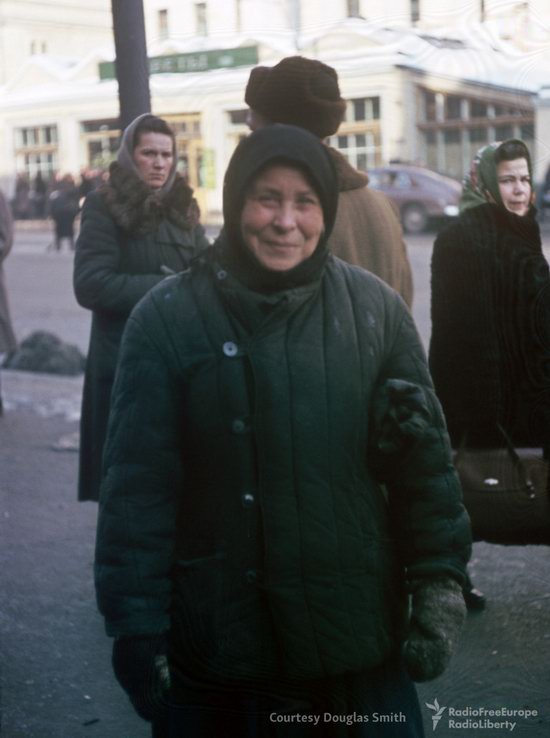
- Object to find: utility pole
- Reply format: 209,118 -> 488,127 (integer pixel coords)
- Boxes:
290,0 -> 301,51
111,0 -> 151,130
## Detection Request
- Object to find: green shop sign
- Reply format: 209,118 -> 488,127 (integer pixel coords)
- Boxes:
99,46 -> 258,80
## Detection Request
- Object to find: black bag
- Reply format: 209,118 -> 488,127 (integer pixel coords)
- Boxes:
453,428 -> 550,545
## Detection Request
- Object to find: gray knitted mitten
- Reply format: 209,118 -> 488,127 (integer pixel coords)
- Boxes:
403,577 -> 466,682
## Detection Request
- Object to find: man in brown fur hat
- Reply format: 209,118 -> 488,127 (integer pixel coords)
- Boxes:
245,55 -> 413,306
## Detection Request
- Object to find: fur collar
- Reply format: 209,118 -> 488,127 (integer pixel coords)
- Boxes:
98,162 -> 195,234
326,146 -> 369,192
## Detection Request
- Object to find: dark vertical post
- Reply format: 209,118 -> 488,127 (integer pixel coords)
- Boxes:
111,0 -> 151,130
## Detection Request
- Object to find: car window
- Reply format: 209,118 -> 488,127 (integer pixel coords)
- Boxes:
393,172 -> 412,189
369,172 -> 381,188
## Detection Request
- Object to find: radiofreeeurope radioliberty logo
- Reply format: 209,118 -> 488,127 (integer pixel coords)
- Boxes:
424,700 -> 539,732
425,699 -> 447,731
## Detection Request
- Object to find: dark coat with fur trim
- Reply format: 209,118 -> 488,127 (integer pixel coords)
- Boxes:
429,203 -> 550,449
327,147 -> 414,307
74,165 -> 210,501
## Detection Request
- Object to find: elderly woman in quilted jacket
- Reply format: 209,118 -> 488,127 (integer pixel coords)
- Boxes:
73,114 -> 209,502
95,125 -> 471,738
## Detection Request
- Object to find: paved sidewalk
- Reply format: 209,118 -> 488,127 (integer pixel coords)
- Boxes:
2,369 -> 83,421
1,399 -> 149,738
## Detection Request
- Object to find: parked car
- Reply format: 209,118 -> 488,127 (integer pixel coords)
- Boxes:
367,164 -> 461,234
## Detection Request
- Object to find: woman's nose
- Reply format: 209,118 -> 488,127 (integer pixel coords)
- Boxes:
273,204 -> 296,230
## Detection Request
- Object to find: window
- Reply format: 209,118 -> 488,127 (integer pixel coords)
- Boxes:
228,109 -> 248,125
164,113 -> 202,187
329,131 -> 381,170
470,100 -> 487,118
495,125 -> 513,140
469,127 -> 488,143
520,123 -> 534,140
423,91 -> 436,122
195,3 -> 207,36
444,129 -> 460,144
347,0 -> 360,18
393,172 -> 413,189
445,96 -> 462,120
81,119 -> 120,168
346,97 -> 380,122
158,9 -> 169,40
411,0 -> 420,24
444,130 -> 462,178
14,125 -> 59,178
424,130 -> 437,170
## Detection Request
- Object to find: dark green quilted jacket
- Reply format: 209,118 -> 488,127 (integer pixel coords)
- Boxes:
95,251 -> 471,684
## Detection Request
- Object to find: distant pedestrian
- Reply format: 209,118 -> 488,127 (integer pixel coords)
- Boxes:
32,171 -> 48,219
12,174 -> 31,220
78,168 -> 103,203
244,55 -> 413,306
0,186 -> 18,415
73,113 -> 209,502
48,174 -> 80,251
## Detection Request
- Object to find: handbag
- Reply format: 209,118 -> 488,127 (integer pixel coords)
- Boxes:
453,426 -> 550,545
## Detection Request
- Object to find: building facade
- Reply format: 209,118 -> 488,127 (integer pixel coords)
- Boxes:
0,0 -> 548,220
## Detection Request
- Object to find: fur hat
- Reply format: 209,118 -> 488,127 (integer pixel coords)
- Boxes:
244,56 -> 346,139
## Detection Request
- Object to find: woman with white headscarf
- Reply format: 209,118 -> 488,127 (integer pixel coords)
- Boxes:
74,113 -> 209,502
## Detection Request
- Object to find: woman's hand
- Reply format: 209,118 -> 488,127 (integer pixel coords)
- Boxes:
112,634 -> 171,721
403,578 -> 466,682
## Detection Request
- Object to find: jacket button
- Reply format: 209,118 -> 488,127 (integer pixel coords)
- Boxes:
232,418 -> 250,434
216,269 -> 227,280
245,569 -> 257,585
222,341 -> 238,357
241,493 -> 255,508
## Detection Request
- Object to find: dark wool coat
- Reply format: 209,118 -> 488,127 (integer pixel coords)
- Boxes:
326,147 -> 414,308
95,249 -> 470,689
429,203 -> 550,449
0,188 -> 17,353
74,167 -> 209,501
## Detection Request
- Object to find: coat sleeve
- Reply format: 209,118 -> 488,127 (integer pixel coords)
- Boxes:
368,295 -> 471,586
94,293 -> 184,636
73,192 -> 163,316
429,219 -> 501,443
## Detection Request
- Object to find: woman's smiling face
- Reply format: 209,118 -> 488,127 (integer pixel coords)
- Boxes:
240,164 -> 324,272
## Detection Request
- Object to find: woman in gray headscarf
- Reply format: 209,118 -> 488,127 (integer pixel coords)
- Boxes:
74,113 -> 209,502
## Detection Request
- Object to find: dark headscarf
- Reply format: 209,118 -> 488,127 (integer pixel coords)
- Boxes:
460,138 -> 533,213
116,113 -> 178,193
220,124 -> 339,293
